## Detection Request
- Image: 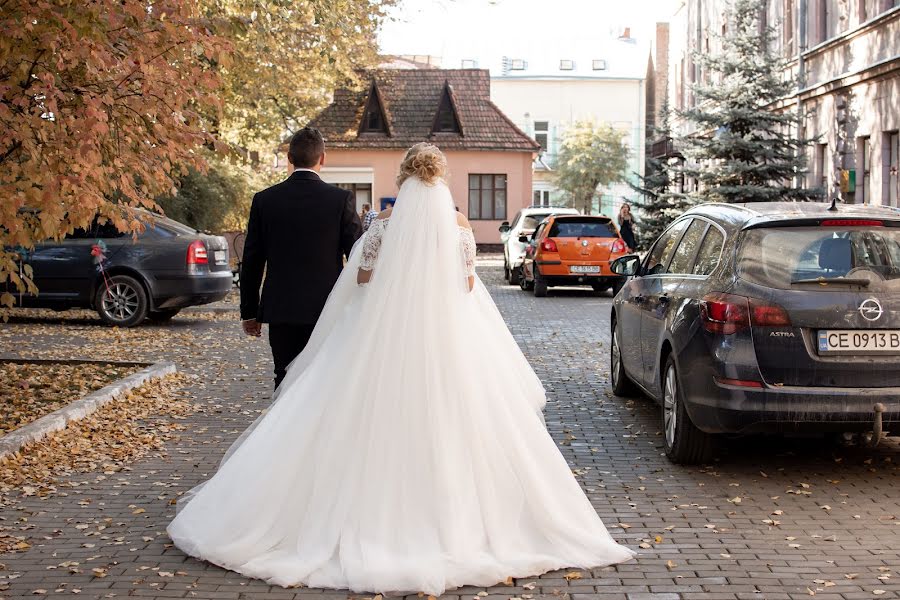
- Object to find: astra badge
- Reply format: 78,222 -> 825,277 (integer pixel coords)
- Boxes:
859,298 -> 883,322
581,240 -> 589,247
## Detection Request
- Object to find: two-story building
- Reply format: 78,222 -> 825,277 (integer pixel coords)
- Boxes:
665,0 -> 900,206
489,35 -> 648,217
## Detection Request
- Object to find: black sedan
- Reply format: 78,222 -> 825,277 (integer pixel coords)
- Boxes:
9,214 -> 232,326
609,201 -> 900,463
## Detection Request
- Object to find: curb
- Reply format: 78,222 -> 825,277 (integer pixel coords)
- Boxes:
0,361 -> 177,460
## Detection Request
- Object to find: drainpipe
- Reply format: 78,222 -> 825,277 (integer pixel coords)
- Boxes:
796,0 -> 808,190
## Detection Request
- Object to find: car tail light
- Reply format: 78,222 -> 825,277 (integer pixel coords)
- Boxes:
187,240 -> 208,265
750,300 -> 792,326
541,238 -> 558,253
714,376 -> 764,388
821,219 -> 882,227
700,293 -> 750,334
702,293 -> 793,334
611,238 -> 627,253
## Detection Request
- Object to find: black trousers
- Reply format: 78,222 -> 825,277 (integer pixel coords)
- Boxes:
268,323 -> 316,389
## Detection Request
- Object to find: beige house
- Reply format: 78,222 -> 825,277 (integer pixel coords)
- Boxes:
489,35 -> 648,216
300,68 -> 539,244
664,0 -> 900,206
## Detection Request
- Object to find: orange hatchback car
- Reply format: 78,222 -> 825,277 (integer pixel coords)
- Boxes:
519,215 -> 629,297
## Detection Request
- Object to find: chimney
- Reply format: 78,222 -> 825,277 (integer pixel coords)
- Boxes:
619,27 -> 631,39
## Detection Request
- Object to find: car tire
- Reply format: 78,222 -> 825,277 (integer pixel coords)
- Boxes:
509,265 -> 522,286
533,272 -> 548,297
610,324 -> 638,397
662,355 -> 714,464
95,274 -> 149,327
519,269 -> 534,291
147,308 -> 181,322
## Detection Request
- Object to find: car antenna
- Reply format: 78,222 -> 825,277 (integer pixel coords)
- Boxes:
827,195 -> 838,212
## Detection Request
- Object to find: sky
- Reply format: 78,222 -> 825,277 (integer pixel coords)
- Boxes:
378,0 -> 678,73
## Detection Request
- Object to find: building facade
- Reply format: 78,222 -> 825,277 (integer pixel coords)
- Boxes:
666,0 -> 900,206
489,35 -> 647,217
297,68 -> 539,245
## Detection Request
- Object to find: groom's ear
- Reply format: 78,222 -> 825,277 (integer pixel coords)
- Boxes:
319,151 -> 327,167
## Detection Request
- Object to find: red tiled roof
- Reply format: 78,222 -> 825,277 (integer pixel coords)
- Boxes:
308,69 -> 540,153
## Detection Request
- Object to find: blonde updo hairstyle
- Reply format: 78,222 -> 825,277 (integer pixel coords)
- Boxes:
396,142 -> 447,187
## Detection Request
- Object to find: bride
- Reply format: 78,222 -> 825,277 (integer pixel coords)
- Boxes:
167,143 -> 635,594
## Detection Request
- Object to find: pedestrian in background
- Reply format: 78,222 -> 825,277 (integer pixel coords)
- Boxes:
618,203 -> 636,252
361,203 -> 379,232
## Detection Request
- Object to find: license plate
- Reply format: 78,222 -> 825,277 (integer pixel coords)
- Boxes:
570,265 -> 600,273
817,329 -> 900,354
214,250 -> 227,264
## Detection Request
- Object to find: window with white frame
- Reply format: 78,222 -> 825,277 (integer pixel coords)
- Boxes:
510,59 -> 526,71
559,59 -> 575,71
592,59 -> 607,70
532,190 -> 551,208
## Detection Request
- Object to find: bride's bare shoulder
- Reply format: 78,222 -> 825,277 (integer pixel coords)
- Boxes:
455,211 -> 472,230
377,207 -> 393,220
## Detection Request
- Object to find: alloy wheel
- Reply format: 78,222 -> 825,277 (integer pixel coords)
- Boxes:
663,364 -> 678,448
611,330 -> 621,388
101,282 -> 140,322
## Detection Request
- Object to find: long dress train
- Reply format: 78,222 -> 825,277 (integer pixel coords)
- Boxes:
167,177 -> 634,594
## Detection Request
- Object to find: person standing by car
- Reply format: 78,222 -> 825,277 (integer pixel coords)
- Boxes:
240,127 -> 362,389
618,203 -> 637,252
361,203 -> 379,232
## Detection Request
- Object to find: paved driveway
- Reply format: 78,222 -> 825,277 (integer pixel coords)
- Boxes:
1,258 -> 898,600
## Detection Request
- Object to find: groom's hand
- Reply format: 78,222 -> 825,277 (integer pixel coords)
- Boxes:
241,318 -> 262,337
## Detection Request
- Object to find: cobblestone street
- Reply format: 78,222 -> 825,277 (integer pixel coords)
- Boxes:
1,257 -> 899,600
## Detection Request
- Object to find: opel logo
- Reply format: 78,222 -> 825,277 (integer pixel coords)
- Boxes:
859,298 -> 883,322
581,240 -> 588,247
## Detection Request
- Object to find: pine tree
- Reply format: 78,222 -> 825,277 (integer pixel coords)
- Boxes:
678,0 -> 822,203
630,104 -> 694,248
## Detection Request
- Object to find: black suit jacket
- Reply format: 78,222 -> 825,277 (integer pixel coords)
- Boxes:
240,171 -> 362,324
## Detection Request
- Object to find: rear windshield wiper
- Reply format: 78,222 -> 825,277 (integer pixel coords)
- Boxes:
790,277 -> 871,286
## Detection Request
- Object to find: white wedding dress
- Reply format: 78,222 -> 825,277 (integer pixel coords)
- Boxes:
167,177 -> 634,594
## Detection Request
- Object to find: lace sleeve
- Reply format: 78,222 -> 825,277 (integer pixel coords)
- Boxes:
460,227 -> 476,277
360,219 -> 386,271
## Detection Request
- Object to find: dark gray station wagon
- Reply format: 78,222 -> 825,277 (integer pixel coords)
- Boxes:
9,214 -> 231,327
609,202 -> 900,463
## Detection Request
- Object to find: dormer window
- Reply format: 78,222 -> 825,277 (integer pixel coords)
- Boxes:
359,82 -> 389,135
432,82 -> 462,134
461,59 -> 478,68
592,59 -> 608,71
510,59 -> 527,71
559,59 -> 575,71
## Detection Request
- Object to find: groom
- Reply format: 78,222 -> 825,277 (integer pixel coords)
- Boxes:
240,127 -> 362,388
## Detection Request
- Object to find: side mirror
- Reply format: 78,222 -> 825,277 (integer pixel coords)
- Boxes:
498,222 -> 511,234
610,254 -> 641,277
518,235 -> 530,243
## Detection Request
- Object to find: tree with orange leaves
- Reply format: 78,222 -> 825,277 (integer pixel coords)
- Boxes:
0,0 -> 226,308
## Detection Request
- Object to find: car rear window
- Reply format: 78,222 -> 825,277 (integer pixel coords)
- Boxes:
738,226 -> 900,291
548,218 -> 616,238
522,214 -> 551,230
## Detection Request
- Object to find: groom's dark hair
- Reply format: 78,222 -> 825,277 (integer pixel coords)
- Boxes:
288,127 -> 326,168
